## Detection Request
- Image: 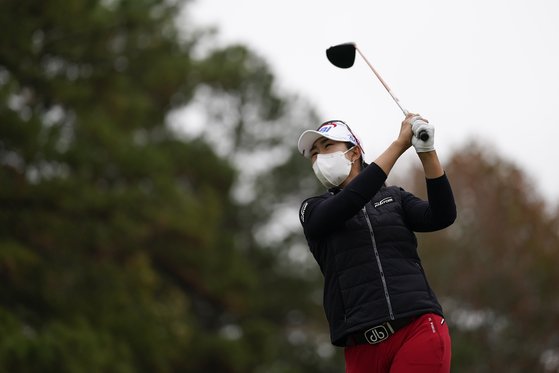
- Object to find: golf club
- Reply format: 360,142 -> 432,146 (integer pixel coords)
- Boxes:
326,42 -> 429,142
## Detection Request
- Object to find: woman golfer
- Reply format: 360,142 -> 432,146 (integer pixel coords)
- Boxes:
297,114 -> 456,373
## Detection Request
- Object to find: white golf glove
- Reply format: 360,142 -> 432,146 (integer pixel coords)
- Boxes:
411,118 -> 435,153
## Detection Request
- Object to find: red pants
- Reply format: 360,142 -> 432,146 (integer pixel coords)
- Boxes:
344,313 -> 451,373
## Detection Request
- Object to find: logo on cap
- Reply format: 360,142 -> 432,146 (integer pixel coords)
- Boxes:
317,121 -> 339,134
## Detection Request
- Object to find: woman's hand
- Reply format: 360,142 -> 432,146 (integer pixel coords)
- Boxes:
394,113 -> 419,150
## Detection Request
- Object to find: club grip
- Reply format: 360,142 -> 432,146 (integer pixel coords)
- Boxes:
412,119 -> 430,142
418,130 -> 429,142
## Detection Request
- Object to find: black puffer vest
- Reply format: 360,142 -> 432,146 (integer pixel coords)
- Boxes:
306,186 -> 443,347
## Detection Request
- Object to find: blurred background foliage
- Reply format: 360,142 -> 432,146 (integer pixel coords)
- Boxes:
1,0 -> 558,372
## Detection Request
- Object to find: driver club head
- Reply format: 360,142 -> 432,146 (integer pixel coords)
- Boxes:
326,43 -> 356,69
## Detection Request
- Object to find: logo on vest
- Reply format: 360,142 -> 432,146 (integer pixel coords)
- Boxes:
374,197 -> 394,208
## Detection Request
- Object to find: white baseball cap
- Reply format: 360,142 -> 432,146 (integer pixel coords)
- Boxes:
297,120 -> 364,158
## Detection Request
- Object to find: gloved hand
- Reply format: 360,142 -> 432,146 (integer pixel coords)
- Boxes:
411,118 -> 435,152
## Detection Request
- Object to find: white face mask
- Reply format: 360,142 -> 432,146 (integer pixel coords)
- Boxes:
312,147 -> 355,189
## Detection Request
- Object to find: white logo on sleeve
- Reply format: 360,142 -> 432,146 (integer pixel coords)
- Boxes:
374,197 -> 394,208
300,202 -> 309,222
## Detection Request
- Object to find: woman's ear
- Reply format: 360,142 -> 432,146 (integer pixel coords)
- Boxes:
350,146 -> 362,163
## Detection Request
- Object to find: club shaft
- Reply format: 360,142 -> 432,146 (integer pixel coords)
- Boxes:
355,46 -> 408,116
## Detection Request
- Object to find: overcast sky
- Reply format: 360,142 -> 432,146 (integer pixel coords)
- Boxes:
187,0 -> 559,205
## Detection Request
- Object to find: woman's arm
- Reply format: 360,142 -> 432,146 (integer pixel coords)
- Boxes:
402,174 -> 457,232
418,150 -> 444,179
300,163 -> 387,238
374,113 -> 415,175
404,115 -> 456,231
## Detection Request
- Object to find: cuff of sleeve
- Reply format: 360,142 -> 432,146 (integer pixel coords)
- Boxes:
369,162 -> 388,179
426,172 -> 448,185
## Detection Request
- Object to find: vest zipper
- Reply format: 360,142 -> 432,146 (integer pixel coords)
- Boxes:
362,206 -> 395,320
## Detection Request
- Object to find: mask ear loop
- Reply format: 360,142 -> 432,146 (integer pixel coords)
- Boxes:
343,145 -> 358,164
344,123 -> 367,170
